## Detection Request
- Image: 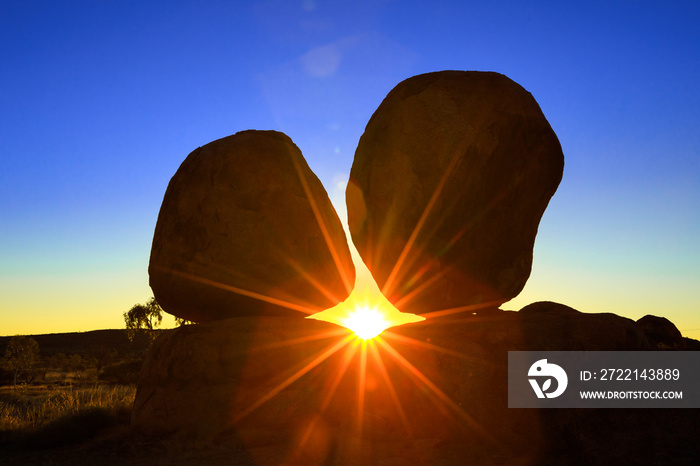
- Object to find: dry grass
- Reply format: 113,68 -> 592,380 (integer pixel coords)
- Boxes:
0,384 -> 256,465
0,384 -> 135,450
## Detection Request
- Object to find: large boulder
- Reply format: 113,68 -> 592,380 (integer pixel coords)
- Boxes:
149,130 -> 355,322
347,71 -> 564,315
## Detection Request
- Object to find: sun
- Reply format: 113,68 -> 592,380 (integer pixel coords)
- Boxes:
308,266 -> 424,339
307,231 -> 424,338
310,300 -> 423,340
342,306 -> 391,339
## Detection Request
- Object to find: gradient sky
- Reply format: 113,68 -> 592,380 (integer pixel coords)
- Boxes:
1,0 -> 699,339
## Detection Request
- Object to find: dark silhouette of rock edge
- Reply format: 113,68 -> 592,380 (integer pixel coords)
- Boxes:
149,130 -> 355,323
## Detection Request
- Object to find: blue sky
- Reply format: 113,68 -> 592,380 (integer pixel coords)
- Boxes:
1,0 -> 699,338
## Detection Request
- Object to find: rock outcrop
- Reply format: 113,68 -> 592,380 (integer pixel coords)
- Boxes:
135,72 -> 697,465
347,71 -> 564,315
131,303 -> 698,465
149,130 -> 355,322
131,317 -> 346,442
636,314 -> 686,350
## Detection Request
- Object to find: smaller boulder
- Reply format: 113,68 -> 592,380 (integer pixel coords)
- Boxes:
149,130 -> 355,322
636,314 -> 685,350
516,301 -> 651,351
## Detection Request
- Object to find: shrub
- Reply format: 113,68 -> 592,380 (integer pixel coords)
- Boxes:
99,359 -> 143,385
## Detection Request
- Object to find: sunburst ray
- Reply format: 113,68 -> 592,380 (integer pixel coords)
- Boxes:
290,153 -> 354,295
382,331 -> 474,360
368,338 -> 412,436
381,145 -> 464,299
152,266 -> 317,315
375,337 -> 490,438
296,342 -> 359,452
282,252 -> 345,305
420,300 -> 503,319
356,339 -> 368,431
248,328 -> 351,353
233,334 -> 354,423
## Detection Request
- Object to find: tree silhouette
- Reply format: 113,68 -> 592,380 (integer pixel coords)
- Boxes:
174,316 -> 194,326
2,336 -> 40,387
124,297 -> 164,342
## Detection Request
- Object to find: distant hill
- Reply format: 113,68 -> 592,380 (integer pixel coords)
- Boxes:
0,329 -> 156,357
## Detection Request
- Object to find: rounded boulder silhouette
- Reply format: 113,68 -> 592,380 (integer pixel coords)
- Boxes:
347,71 -> 564,315
149,130 -> 355,322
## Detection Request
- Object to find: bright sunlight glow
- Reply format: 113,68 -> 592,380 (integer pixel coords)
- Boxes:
342,306 -> 391,339
308,214 -> 425,339
308,257 -> 425,339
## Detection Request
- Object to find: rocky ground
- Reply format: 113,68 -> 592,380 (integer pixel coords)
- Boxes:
121,303 -> 700,465
3,305 -> 698,465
